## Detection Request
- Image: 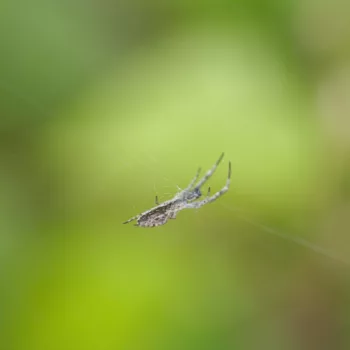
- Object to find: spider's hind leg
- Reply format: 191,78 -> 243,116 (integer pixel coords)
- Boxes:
123,216 -> 138,224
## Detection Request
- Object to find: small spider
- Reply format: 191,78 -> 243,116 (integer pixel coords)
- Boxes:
123,153 -> 231,227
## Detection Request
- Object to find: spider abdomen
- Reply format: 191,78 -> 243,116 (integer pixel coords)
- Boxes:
136,202 -> 174,227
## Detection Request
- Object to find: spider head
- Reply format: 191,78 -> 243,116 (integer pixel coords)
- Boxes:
186,187 -> 202,202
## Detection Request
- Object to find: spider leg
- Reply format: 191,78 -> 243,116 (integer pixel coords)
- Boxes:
186,161 -> 231,209
155,196 -> 159,205
123,215 -> 139,224
207,187 -> 211,197
193,153 -> 224,190
174,167 -> 201,199
182,167 -> 202,192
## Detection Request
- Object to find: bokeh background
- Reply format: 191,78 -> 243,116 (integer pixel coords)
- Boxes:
1,1 -> 350,349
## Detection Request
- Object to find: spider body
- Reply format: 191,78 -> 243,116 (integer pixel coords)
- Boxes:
134,200 -> 182,227
123,153 -> 231,227
182,187 -> 202,202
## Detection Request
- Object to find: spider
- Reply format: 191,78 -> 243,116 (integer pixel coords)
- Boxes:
123,153 -> 231,227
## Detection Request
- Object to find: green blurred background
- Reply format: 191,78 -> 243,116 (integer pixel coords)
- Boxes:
1,0 -> 350,349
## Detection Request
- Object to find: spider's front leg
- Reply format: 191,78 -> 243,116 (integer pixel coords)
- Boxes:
182,167 -> 201,192
193,153 -> 224,190
185,162 -> 231,210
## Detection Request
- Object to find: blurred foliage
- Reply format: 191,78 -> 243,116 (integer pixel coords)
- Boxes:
1,0 -> 350,349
